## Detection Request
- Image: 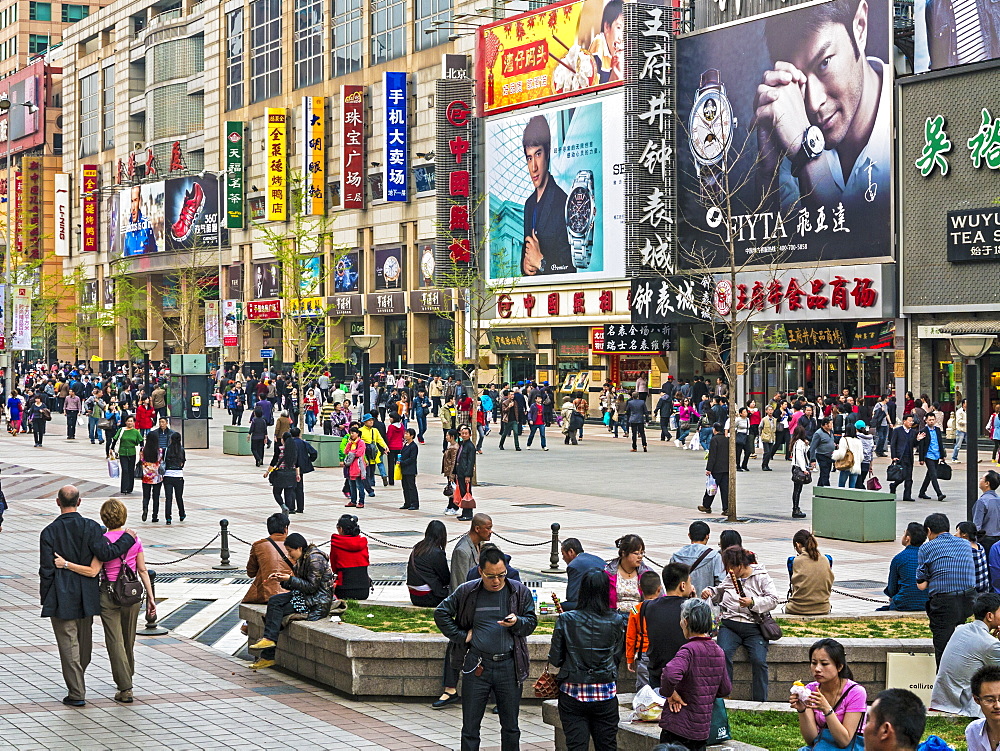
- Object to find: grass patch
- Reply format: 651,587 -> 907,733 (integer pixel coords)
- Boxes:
728,710 -> 967,751
777,618 -> 933,640
340,602 -> 555,634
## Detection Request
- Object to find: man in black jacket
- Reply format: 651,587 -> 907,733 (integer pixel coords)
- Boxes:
288,426 -> 318,514
701,423 -> 730,514
890,414 -> 918,502
625,392 -> 650,452
435,546 -> 537,751
916,413 -> 947,502
39,485 -> 137,706
399,428 -> 420,509
645,562 -> 695,688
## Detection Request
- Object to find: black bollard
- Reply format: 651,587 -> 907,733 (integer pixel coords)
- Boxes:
213,519 -> 238,570
136,569 -> 169,636
542,522 -> 561,573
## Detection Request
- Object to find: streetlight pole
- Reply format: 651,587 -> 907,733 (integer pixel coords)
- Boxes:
951,335 -> 996,521
350,334 -> 381,419
134,339 -> 159,399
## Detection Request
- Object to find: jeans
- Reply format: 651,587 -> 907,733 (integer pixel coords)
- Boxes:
66,410 -> 79,438
927,591 -> 974,666
142,482 -> 161,520
163,476 -> 185,520
401,474 -> 419,508
919,458 -> 944,498
762,442 -> 775,469
231,408 -> 244,426
699,427 -> 713,450
499,421 -> 521,449
272,484 -> 295,511
838,470 -> 860,488
88,415 -> 100,442
32,419 -> 45,446
876,425 -> 889,455
630,423 -> 647,449
347,478 -> 365,506
816,455 -> 833,487
736,438 -> 749,469
304,410 -> 316,432
952,431 -> 967,461
890,461 -> 914,500
718,619 -> 769,701
477,425 -> 486,450
260,591 -> 298,660
416,412 -> 427,441
460,655 -> 522,751
558,692 -> 619,751
527,423 -> 546,448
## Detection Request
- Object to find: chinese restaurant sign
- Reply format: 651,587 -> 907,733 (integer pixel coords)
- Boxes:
265,108 -> 287,221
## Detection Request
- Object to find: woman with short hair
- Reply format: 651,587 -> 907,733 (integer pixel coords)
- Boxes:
329,513 -> 371,601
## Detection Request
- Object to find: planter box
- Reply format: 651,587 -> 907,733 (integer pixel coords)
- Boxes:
813,486 -> 896,542
222,424 -> 251,456
304,433 -> 341,467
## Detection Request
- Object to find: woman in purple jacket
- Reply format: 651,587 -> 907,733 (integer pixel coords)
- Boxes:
659,598 -> 731,751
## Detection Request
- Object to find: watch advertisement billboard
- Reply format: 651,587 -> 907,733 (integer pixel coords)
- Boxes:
485,92 -> 625,284
676,0 -> 892,268
374,247 -> 404,290
477,0 -> 624,116
335,250 -> 360,293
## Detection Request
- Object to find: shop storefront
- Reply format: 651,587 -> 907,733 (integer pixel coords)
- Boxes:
554,328 -> 591,394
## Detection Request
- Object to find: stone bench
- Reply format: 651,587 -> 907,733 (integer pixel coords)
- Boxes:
241,604 -> 934,701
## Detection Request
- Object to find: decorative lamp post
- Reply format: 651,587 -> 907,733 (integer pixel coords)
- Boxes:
951,334 -> 996,521
134,339 -> 159,398
350,334 -> 381,418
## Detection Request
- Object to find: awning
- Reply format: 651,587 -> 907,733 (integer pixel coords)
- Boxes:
937,321 -> 1000,335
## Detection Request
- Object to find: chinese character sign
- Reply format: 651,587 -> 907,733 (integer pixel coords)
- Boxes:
10,285 -> 30,350
435,77 -> 475,282
477,0 -> 624,116
265,108 -> 287,221
630,276 -> 713,324
225,121 -> 244,229
222,299 -> 239,347
204,300 -> 221,348
484,93 -> 625,283
602,323 -> 675,354
21,159 -> 42,259
301,97 -> 325,215
81,164 -> 99,252
384,72 -> 408,202
676,0 -> 892,267
341,85 -> 365,209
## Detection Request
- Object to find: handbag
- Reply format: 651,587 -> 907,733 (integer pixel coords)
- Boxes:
732,573 -> 782,641
709,698 -> 732,743
937,461 -> 953,481
268,467 -> 297,488
792,465 -> 812,484
532,669 -> 559,699
134,461 -> 143,480
443,480 -> 455,498
105,556 -> 144,607
886,461 -> 905,483
834,446 -> 855,471
865,472 -> 882,491
97,418 -> 114,430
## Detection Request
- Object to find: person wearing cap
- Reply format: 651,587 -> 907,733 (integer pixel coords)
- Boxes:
856,420 -> 875,485
360,414 -> 388,496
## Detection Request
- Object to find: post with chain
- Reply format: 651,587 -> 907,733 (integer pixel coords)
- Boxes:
541,522 -> 561,573
136,569 -> 169,636
213,519 -> 238,570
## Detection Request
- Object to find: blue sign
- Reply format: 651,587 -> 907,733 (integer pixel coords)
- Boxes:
260,348 -> 275,359
384,71 -> 408,202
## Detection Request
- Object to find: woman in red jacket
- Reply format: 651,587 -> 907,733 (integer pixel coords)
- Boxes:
135,398 -> 156,436
329,514 -> 371,600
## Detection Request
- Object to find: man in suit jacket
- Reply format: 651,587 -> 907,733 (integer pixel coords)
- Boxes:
288,426 -> 317,514
39,486 -> 137,706
399,428 -> 420,510
916,413 -> 947,502
890,413 -> 918,502
560,538 -> 605,610
701,423 -> 730,514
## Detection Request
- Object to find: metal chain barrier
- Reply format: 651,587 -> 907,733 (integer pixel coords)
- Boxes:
146,532 -> 221,566
362,531 -> 421,551
831,588 -> 890,604
490,531 -> 553,547
228,532 -> 255,547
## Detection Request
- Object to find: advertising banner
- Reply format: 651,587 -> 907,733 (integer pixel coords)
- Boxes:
225,121 -> 244,229
913,0 -> 1000,73
435,79 -> 475,281
374,247 -> 404,290
246,299 -> 281,319
676,0 -> 892,267
103,279 -> 114,306
602,323 -> 675,354
384,72 -> 409,202
118,182 -> 165,255
10,285 -> 31,350
300,256 -> 322,296
254,262 -> 280,298
485,92 -> 625,283
222,299 -> 239,346
54,172 -> 70,257
302,97 -> 325,215
0,61 -> 45,154
341,85 -> 365,209
82,165 -> 99,252
165,174 -> 225,250
204,300 -> 221,348
477,0 -> 624,116
630,275 -> 714,325
21,158 -> 41,259
335,250 -> 360,292
266,108 -> 287,221
227,264 -> 242,298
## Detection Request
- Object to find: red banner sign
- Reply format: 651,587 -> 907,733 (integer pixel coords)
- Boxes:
341,85 -> 365,209
246,299 -> 281,319
82,164 -> 99,252
21,158 -> 41,259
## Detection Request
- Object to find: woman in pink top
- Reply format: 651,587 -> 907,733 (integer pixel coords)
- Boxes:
790,638 -> 867,750
54,499 -> 154,704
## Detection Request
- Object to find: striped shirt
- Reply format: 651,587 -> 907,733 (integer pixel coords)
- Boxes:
953,0 -> 987,64
916,533 -> 976,596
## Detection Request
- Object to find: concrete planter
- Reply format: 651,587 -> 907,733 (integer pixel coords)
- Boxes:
222,424 -> 251,456
813,486 -> 897,542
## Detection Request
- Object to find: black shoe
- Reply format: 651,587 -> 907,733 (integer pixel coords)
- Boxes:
179,515 -> 186,522
515,448 -> 522,451
151,518 -> 159,523
792,509 -> 807,519
141,511 -> 148,522
399,505 -> 413,510
937,495 -> 947,502
431,693 -> 460,709
901,498 -> 916,502
62,697 -> 85,707
918,494 -> 931,499
762,467 -> 772,471
456,515 -> 472,521
166,520 -> 171,525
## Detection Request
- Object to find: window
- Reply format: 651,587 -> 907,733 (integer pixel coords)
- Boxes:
79,71 -> 99,156
29,2 -> 51,20
371,0 -> 405,65
226,8 -> 244,110
102,64 -> 114,151
61,3 -> 89,22
294,0 -> 322,88
331,0 -> 362,78
415,0 -> 450,50
28,34 -> 49,54
250,0 -> 281,103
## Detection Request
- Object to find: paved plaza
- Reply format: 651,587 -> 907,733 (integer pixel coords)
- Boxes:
0,410 -> 964,749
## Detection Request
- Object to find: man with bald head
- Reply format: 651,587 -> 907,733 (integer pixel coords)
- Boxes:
39,486 -> 137,706
451,514 -> 493,593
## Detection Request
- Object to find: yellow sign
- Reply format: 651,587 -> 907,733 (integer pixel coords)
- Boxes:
266,108 -> 287,221
302,96 -> 325,215
735,362 -> 747,376
287,296 -> 325,317
90,355 -> 102,362
478,0 -> 623,115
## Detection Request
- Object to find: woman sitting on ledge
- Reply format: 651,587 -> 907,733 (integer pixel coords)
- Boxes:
790,638 -> 866,751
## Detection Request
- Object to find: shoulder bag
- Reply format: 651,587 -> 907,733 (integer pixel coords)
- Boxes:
533,667 -> 559,699
792,465 -> 812,484
731,573 -> 782,641
886,461 -> 905,483
105,555 -> 144,607
834,442 -> 855,471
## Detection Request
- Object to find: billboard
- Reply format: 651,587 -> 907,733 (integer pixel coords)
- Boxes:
119,182 -> 165,256
254,262 -> 280,298
341,85 -> 365,209
374,247 -> 404,290
225,121 -> 244,229
0,61 -> 46,154
383,72 -> 409,202
301,256 -> 322,296
485,92 -> 625,283
913,0 -> 1000,73
676,0 -> 892,267
165,174 -> 226,250
266,108 -> 287,221
54,173 -> 70,257
82,165 -> 100,252
335,250 -> 360,292
477,0 -> 624,116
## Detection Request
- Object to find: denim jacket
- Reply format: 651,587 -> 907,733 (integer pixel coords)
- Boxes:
928,0 -> 1000,68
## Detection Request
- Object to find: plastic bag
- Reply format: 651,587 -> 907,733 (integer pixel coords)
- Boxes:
916,735 -> 954,751
107,458 -> 121,479
706,476 -> 718,497
629,684 -> 664,722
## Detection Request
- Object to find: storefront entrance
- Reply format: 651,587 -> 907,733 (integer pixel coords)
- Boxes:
749,352 -> 894,407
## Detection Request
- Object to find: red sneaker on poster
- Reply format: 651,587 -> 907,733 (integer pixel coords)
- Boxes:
171,182 -> 205,243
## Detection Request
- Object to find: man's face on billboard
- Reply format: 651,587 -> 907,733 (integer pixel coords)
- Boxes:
786,12 -> 867,149
604,15 -> 623,53
524,145 -> 548,190
130,187 -> 142,220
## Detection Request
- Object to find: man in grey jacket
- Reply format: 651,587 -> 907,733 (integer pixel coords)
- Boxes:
809,416 -> 836,487
450,514 -> 493,593
670,521 -> 724,595
560,538 -> 605,611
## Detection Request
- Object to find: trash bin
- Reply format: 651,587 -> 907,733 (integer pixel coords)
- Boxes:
813,486 -> 896,542
223,424 -> 251,456
305,433 -> 341,467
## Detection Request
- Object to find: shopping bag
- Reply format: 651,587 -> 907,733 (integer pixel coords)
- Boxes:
393,459 -> 402,481
107,458 -> 121,479
629,684 -> 664,722
603,411 -> 611,426
706,476 -> 718,497
709,698 -> 732,743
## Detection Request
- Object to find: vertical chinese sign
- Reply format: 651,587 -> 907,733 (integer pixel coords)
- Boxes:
21,158 -> 42,259
302,96 -> 325,215
625,3 -> 678,274
341,85 -> 365,210
225,121 -> 244,229
383,72 -> 408,202
204,300 -> 221,348
265,108 -> 287,222
222,299 -> 239,347
10,284 -> 31,350
434,76 -> 475,281
54,172 -> 70,257
81,164 -> 99,252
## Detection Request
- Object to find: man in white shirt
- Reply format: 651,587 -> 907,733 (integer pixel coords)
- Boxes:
931,593 -> 1000,717
965,665 -> 1000,751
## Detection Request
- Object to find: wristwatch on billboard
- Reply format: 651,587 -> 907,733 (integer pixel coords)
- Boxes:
382,254 -> 401,287
565,170 -> 596,269
689,69 -> 737,206
790,125 -> 825,178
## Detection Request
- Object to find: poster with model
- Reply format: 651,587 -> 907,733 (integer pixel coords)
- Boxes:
335,250 -> 360,293
165,174 -> 227,250
485,92 -> 625,283
912,0 -> 1000,72
676,0 -> 892,268
119,182 -> 165,256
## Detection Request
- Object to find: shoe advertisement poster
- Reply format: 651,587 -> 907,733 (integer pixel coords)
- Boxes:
165,174 -> 227,251
676,0 -> 892,268
484,92 -> 625,283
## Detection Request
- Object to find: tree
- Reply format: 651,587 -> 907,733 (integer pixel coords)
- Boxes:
148,244 -> 222,356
